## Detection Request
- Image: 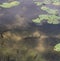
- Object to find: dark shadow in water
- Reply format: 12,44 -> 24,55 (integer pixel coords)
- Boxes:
41,37 -> 60,61
43,51 -> 60,61
43,24 -> 60,35
0,14 -> 15,25
32,23 -> 60,35
20,23 -> 60,36
44,37 -> 60,47
0,24 -> 11,38
20,37 -> 39,48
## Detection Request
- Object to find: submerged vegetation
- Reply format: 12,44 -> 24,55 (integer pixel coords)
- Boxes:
0,0 -> 60,61
0,1 -> 20,8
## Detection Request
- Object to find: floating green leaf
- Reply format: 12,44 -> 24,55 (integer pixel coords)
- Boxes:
45,0 -> 60,5
0,1 -> 20,8
44,0 -> 51,4
51,0 -> 60,3
41,6 -> 58,15
34,2 -> 43,6
32,14 -> 60,24
54,43 -> 60,52
33,0 -> 60,6
32,18 -> 41,23
53,2 -> 60,5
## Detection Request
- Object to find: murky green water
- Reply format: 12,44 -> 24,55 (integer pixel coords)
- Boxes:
0,0 -> 60,61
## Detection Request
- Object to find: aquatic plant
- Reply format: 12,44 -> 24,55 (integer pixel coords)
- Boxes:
32,14 -> 60,24
54,43 -> 60,52
51,0 -> 60,5
51,0 -> 60,3
44,0 -> 51,4
0,1 -> 20,8
45,0 -> 60,5
33,0 -> 60,6
33,0 -> 50,6
53,2 -> 60,5
41,6 -> 58,15
33,1 -> 43,6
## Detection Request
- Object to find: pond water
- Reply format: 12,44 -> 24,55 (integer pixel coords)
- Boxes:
0,0 -> 60,61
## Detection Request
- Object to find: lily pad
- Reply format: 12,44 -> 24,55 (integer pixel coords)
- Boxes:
34,2 -> 43,6
32,14 -> 60,24
0,1 -> 20,8
54,43 -> 60,52
41,6 -> 58,15
53,2 -> 60,5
